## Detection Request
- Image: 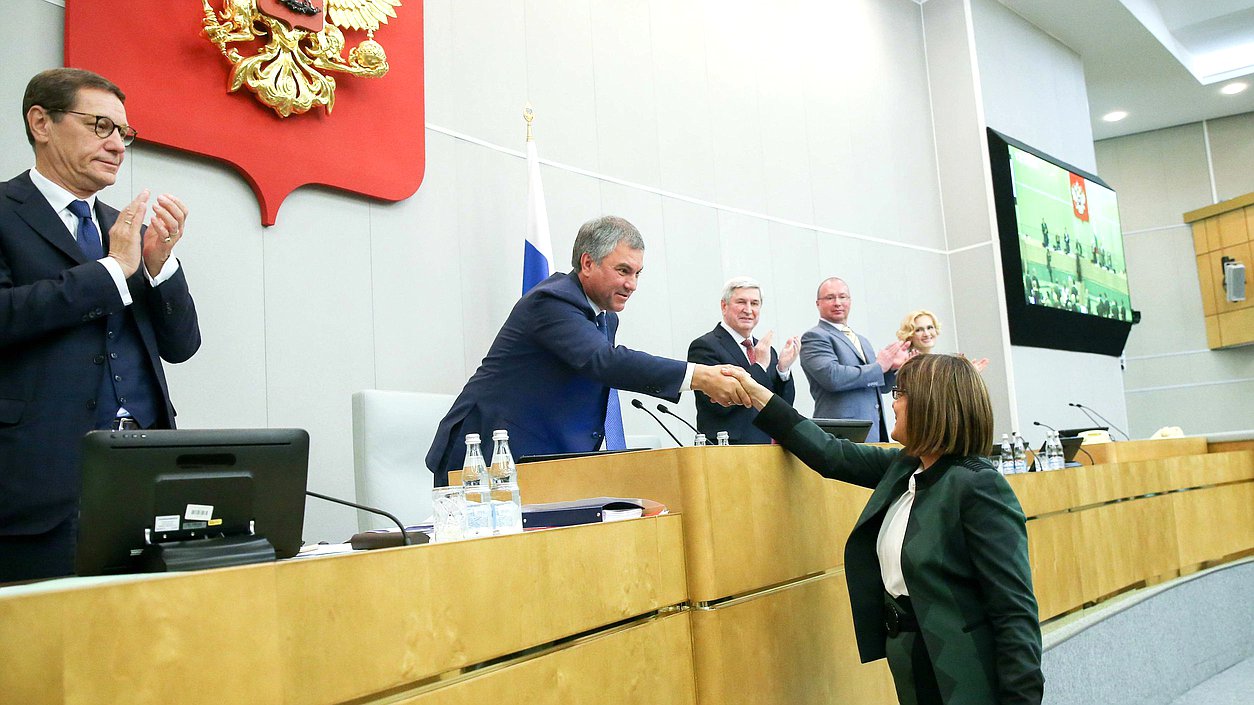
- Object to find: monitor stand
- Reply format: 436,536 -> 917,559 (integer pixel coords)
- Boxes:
139,534 -> 277,573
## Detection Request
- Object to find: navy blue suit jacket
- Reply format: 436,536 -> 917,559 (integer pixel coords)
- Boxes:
687,324 -> 794,444
426,271 -> 686,483
0,171 -> 201,535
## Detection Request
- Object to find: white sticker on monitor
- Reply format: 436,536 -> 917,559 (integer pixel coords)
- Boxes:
185,504 -> 214,521
154,515 -> 181,532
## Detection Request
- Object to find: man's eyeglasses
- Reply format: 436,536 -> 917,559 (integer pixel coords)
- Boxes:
51,109 -> 138,146
890,387 -> 907,400
818,294 -> 851,303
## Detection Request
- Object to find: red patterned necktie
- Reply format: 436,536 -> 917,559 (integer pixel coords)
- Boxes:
742,339 -> 757,366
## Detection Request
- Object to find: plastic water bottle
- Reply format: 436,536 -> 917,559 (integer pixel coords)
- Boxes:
460,434 -> 493,538
998,434 -> 1014,474
1012,433 -> 1028,474
716,431 -> 730,446
1047,432 -> 1065,471
489,430 -> 523,535
694,433 -> 708,446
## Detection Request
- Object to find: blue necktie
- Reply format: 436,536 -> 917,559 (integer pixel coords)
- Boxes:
67,200 -> 104,260
595,313 -> 627,451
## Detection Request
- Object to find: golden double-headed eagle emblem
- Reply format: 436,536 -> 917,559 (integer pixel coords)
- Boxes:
202,0 -> 402,117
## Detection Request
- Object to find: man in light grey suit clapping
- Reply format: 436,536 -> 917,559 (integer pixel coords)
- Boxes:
799,277 -> 910,442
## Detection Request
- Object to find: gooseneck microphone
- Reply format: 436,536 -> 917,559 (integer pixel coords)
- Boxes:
656,403 -> 699,434
305,490 -> 414,546
1032,421 -> 1059,433
630,398 -> 683,447
1068,403 -> 1131,441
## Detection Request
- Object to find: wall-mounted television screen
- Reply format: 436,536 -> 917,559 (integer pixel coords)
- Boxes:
987,128 -> 1135,356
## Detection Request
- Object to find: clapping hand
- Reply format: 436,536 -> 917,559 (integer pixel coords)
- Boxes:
776,334 -> 800,372
752,330 -> 775,369
875,340 -> 911,372
142,193 -> 189,277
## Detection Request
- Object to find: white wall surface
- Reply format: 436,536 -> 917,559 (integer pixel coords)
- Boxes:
969,0 -> 1131,446
5,0 -> 966,542
1096,115 -> 1254,438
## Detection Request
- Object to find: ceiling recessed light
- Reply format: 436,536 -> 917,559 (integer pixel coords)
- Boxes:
1220,82 -> 1248,95
1102,110 -> 1128,122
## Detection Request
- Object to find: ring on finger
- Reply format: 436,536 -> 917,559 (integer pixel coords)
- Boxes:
163,236 -> 172,243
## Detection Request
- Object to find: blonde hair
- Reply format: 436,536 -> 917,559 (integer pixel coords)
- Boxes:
894,354 -> 993,458
896,309 -> 941,343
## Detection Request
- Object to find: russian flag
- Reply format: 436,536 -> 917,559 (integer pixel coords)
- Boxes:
523,138 -> 554,294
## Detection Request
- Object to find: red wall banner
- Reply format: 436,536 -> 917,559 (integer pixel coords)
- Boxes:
65,1 -> 425,226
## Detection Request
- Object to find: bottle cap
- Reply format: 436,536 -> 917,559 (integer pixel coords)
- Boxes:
492,429 -> 509,441
465,433 -> 481,444
716,431 -> 729,439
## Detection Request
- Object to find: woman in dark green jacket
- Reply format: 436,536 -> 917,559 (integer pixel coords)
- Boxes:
727,353 -> 1043,705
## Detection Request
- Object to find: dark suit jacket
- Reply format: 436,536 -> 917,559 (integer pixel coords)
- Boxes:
686,324 -> 794,444
799,320 -> 895,442
426,271 -> 687,483
755,397 -> 1044,705
0,171 -> 201,535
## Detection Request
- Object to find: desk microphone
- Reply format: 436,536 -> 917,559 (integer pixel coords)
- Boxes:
1032,421 -> 1059,433
630,398 -> 683,447
1067,402 -> 1130,440
656,403 -> 699,434
305,490 -> 416,546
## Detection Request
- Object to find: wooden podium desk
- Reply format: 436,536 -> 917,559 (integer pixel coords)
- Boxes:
518,445 -> 1253,703
6,445 -> 1247,705
1077,437 -> 1208,465
518,446 -> 897,705
1005,449 -> 1254,620
0,516 -> 693,705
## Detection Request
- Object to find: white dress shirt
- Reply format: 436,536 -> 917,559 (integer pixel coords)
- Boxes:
876,467 -> 924,597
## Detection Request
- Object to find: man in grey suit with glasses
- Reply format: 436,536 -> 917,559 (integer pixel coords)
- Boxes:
800,277 -> 909,443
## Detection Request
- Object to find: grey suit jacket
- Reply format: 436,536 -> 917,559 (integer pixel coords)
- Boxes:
799,320 -> 895,442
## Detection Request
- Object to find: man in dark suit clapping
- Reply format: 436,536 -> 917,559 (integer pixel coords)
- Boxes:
687,277 -> 797,444
0,68 -> 201,582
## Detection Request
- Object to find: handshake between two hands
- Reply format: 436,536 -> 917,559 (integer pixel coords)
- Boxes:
691,364 -> 773,410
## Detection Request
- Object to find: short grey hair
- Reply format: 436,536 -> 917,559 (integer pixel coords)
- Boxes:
721,276 -> 763,305
570,216 -> 644,269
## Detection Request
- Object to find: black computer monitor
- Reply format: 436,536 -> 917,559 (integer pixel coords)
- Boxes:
76,428 -> 310,576
811,418 -> 873,443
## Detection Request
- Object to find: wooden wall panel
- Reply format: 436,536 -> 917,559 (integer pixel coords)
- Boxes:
277,516 -> 687,704
1187,192 -> 1254,348
1025,514 -> 1085,620
1173,483 -> 1254,567
399,613 -> 698,705
689,574 -> 895,705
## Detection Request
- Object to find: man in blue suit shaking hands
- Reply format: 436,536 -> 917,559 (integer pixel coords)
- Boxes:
427,216 -> 751,485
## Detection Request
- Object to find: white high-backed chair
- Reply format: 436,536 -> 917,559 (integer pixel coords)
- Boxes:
350,390 -> 455,532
